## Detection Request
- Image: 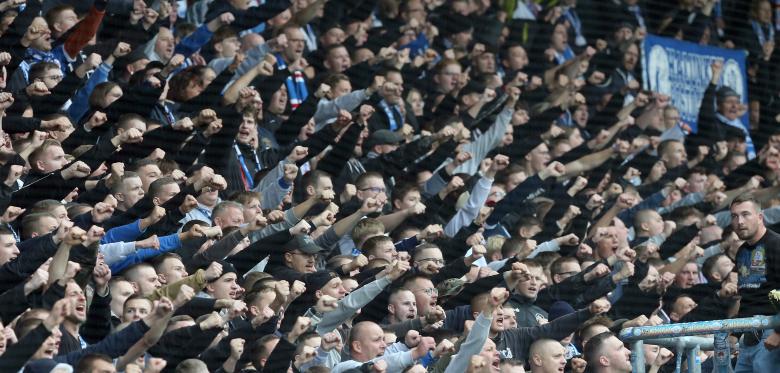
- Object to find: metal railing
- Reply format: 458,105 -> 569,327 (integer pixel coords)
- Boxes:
618,315 -> 780,373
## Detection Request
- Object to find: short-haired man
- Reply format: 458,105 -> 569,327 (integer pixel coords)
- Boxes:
730,193 -> 780,371
528,339 -> 567,373
583,332 -> 632,373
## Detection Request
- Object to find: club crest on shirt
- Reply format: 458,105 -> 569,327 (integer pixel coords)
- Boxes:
751,247 -> 766,269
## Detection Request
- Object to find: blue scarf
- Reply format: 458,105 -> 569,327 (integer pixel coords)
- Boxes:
275,53 -> 308,109
23,48 -> 58,64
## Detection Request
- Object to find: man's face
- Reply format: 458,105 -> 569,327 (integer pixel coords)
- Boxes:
65,281 -> 87,323
37,67 -> 64,90
122,298 -> 151,323
664,108 -> 680,129
622,44 -> 639,70
674,262 -> 699,288
516,266 -> 544,299
356,177 -> 386,201
53,9 -> 78,36
730,201 -> 763,241
325,46 -> 351,73
286,250 -> 316,273
311,175 -> 334,198
388,290 -> 417,323
28,17 -> 53,51
160,257 -> 188,284
214,206 -> 245,229
110,280 -> 135,317
551,24 -> 568,51
319,277 -> 347,300
435,63 -> 462,93
602,336 -> 632,373
642,211 -> 665,236
208,273 -> 241,300
370,241 -> 398,262
475,52 -> 496,74
554,261 -> 581,284
671,296 -> 697,321
712,255 -> 735,281
394,190 -> 421,211
321,27 -> 346,46
133,267 -> 162,296
33,323 -> 61,359
414,247 -> 444,275
283,28 -> 306,64
534,343 -> 567,373
155,28 -> 175,62
154,182 -> 180,206
117,176 -> 145,210
137,165 -> 162,192
355,323 -> 387,359
407,278 -> 438,315
661,142 -> 687,168
38,145 -> 67,173
236,114 -> 256,144
217,36 -> 241,58
686,172 -> 707,193
526,143 -> 551,173
198,186 -> 219,207
718,96 -> 741,121
594,227 -> 620,259
479,339 -> 501,372
330,79 -> 352,99
505,46 -> 529,71
31,216 -> 59,237
242,198 -> 262,222
0,234 -> 19,265
502,306 -> 517,329
383,72 -> 404,103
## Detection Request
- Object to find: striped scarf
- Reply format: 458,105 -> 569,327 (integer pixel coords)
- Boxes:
275,53 -> 308,109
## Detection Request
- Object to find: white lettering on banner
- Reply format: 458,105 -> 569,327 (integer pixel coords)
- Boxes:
642,34 -> 748,134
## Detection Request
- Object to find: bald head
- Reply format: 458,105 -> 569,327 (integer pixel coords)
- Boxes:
529,339 -> 567,373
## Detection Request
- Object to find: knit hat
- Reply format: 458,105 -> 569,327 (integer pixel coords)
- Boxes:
303,270 -> 339,294
716,86 -> 739,104
548,301 -> 576,321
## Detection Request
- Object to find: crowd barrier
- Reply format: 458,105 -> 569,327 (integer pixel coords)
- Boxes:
619,315 -> 780,373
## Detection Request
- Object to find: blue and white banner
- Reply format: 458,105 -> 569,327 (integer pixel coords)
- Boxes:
642,34 -> 749,135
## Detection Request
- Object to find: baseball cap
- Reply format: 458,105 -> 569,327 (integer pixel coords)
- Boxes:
286,235 -> 325,254
367,129 -> 403,148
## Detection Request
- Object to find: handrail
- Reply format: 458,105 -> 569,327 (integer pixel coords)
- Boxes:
619,315 -> 780,373
620,315 -> 780,341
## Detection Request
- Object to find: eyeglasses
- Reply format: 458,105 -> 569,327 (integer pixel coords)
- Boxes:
417,258 -> 444,265
359,187 -> 385,193
413,288 -> 438,296
44,74 -> 63,82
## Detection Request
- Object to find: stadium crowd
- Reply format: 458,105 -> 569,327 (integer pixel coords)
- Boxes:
0,0 -> 778,372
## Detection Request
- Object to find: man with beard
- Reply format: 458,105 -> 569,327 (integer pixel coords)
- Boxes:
386,288 -> 417,324
730,193 -> 780,372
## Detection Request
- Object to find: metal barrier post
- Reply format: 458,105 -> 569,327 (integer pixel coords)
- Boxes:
686,344 -> 701,373
713,332 -> 732,373
632,340 -> 645,373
